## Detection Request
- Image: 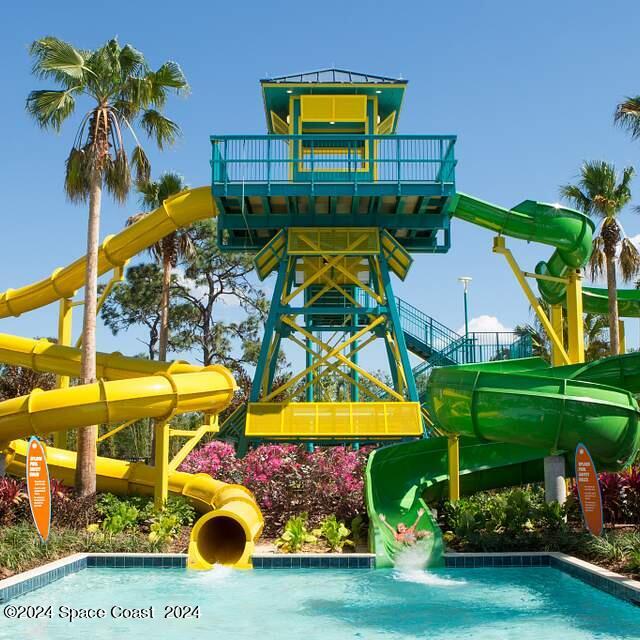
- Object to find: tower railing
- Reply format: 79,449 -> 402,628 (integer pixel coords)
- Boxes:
211,134 -> 456,188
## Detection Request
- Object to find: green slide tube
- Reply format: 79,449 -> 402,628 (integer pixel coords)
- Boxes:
449,193 -> 640,315
449,193 -> 593,305
366,354 -> 640,567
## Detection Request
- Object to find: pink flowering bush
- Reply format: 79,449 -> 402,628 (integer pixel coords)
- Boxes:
179,441 -> 242,482
180,443 -> 371,535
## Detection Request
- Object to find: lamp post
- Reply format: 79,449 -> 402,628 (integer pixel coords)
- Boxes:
458,277 -> 472,337
458,277 -> 472,362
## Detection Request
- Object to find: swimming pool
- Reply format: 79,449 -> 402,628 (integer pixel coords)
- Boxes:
1,566 -> 637,639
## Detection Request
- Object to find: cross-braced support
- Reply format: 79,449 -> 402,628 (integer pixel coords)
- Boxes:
247,227 -> 424,441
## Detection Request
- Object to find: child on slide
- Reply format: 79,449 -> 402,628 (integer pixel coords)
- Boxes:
379,508 -> 432,545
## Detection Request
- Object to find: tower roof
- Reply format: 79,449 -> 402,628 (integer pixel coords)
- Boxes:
261,68 -> 407,85
261,69 -> 407,133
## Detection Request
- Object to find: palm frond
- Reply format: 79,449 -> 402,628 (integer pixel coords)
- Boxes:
139,110 -> 180,149
118,44 -> 146,77
25,89 -> 76,131
149,62 -> 189,106
615,97 -> 640,140
29,37 -> 87,86
104,148 -> 131,203
559,184 -> 593,215
561,160 -> 633,219
130,145 -> 150,185
588,236 -> 606,280
64,146 -> 93,202
618,237 -> 640,282
137,180 -> 161,210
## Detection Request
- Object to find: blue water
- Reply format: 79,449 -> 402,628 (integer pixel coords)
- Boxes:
1,566 -> 638,639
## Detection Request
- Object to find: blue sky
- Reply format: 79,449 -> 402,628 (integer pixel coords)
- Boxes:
1,0 -> 640,370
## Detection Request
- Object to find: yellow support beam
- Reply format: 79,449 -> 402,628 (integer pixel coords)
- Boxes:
619,320 -> 626,354
74,265 -> 126,349
448,436 -> 460,501
96,419 -> 137,444
53,298 -> 73,449
289,332 -> 380,402
154,420 -> 170,509
550,305 -> 564,367
493,236 -> 570,365
168,418 -> 218,473
566,271 -> 585,364
278,316 -> 405,401
265,315 -> 387,400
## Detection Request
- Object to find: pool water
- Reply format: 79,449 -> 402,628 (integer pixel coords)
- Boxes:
1,566 -> 638,640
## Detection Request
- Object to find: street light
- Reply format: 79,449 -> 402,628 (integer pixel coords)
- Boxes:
458,277 -> 472,338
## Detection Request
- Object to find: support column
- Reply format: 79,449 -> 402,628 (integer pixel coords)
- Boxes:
544,455 -> 567,505
565,271 -> 585,364
54,298 -> 73,449
154,420 -> 170,509
619,320 -> 626,354
550,305 -> 564,367
447,436 -> 460,501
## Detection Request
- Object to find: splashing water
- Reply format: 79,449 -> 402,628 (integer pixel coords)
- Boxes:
393,541 -> 466,587
189,564 -> 234,585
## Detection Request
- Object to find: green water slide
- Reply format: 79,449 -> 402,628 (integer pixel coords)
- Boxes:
365,192 -> 640,567
449,192 -> 640,315
366,355 -> 640,567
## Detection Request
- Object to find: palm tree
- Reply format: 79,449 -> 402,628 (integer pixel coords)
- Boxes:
560,161 -> 639,355
615,97 -> 640,140
128,173 -> 192,363
515,298 -> 610,363
26,37 -> 188,496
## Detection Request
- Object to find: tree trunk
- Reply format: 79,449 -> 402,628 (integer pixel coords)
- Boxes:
75,173 -> 101,496
605,251 -> 620,355
159,252 -> 172,362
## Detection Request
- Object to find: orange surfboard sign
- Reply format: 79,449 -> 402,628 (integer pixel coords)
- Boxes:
26,437 -> 51,542
575,443 -> 603,536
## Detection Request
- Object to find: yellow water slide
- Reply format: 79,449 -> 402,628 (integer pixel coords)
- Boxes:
0,188 -> 263,569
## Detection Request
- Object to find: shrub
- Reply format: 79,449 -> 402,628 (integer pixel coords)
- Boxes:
52,493 -> 98,530
440,487 -> 578,553
0,478 -> 27,526
181,444 -> 371,536
274,514 -> 316,553
179,441 -> 241,480
0,522 -> 165,574
622,467 -> 640,524
313,515 -> 353,552
598,472 -> 626,524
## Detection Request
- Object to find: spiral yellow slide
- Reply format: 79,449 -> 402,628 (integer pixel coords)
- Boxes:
0,188 -> 263,569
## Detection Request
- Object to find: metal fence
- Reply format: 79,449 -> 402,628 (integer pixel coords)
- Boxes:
211,134 -> 456,186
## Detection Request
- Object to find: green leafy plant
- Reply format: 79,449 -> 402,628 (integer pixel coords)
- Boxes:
350,515 -> 366,547
313,515 -> 354,552
274,514 -> 317,553
162,497 -> 196,527
587,534 -> 626,563
149,514 -> 181,546
625,550 -> 640,574
101,502 -> 140,534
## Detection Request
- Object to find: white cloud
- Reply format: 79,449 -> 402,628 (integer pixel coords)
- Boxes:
456,315 -> 512,335
629,234 -> 640,250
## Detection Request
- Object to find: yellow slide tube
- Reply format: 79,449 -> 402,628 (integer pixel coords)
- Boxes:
0,187 -> 214,319
0,188 -> 264,569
